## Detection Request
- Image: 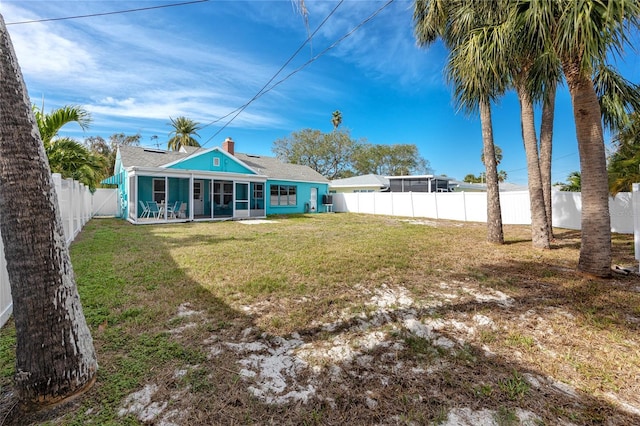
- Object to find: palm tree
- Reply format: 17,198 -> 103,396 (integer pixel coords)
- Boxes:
560,171 -> 582,192
33,105 -> 104,191
167,116 -> 201,151
46,138 -> 106,191
522,0 -> 640,276
0,15 -> 97,407
414,0 -> 507,244
33,104 -> 91,146
481,145 -> 502,166
608,112 -> 640,195
513,68 -> 553,249
595,65 -> 640,132
331,110 -> 342,130
539,85 -> 556,240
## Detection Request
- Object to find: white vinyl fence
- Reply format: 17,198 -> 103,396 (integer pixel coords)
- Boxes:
334,187 -> 640,267
333,189 -> 638,234
0,174 -> 112,328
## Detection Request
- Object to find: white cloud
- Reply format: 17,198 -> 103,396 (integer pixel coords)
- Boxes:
3,0 -> 443,139
4,2 -> 299,130
304,1 -> 445,87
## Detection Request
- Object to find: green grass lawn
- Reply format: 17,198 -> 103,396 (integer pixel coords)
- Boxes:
1,214 -> 639,425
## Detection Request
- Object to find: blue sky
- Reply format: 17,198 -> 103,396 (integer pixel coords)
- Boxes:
3,1 -> 640,185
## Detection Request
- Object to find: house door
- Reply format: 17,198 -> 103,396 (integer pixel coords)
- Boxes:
310,187 -> 317,213
193,180 -> 204,216
234,182 -> 250,218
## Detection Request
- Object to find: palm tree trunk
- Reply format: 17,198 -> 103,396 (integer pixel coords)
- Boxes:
539,84 -> 556,240
0,17 -> 97,407
479,99 -> 504,244
516,84 -> 550,249
563,59 -> 612,277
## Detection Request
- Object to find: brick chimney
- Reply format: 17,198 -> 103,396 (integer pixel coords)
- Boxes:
222,137 -> 235,156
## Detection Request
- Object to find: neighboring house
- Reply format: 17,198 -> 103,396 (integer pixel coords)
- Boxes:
387,175 -> 452,193
449,180 -> 529,192
102,138 -> 331,223
331,174 -> 453,193
330,174 -> 390,193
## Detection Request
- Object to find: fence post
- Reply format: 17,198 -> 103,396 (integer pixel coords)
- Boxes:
410,192 -> 414,218
52,174 -> 66,240
51,173 -> 62,199
75,182 -> 82,237
373,192 -> 376,215
462,192 -> 467,222
65,178 -> 73,244
633,183 -> 639,269
79,183 -> 86,227
434,192 -> 439,220
0,229 -> 12,328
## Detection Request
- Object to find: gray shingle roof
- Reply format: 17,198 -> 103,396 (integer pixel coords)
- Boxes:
119,145 -> 188,168
118,145 -> 328,183
235,153 -> 329,182
330,174 -> 389,188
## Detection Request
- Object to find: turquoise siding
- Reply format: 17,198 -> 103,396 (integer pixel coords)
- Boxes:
266,180 -> 330,215
167,150 -> 256,174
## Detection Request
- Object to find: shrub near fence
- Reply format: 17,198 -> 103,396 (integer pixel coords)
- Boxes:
0,174 -> 95,328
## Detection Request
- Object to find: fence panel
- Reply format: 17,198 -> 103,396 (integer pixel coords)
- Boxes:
0,235 -> 11,329
609,192 -> 635,234
93,188 -> 119,216
499,191 -> 532,225
634,184 -> 640,265
437,192 -> 473,222
0,174 -> 95,329
412,192 -> 438,218
334,190 -> 635,234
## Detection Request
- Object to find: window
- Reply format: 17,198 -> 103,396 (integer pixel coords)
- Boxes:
153,178 -> 165,203
253,183 -> 263,200
270,185 -> 296,206
213,181 -> 233,207
213,157 -> 220,167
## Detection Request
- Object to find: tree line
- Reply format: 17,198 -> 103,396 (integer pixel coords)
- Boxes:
273,111 -> 430,180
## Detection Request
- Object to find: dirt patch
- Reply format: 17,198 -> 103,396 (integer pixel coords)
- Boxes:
115,282 -> 637,425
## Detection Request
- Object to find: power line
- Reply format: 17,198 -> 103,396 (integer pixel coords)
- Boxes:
200,0 -> 396,148
199,0 -> 344,133
503,151 -> 578,174
6,0 -> 209,26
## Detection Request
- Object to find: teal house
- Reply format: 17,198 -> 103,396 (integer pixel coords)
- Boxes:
103,138 -> 331,224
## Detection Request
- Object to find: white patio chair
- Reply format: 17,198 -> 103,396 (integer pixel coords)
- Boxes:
167,201 -> 181,219
177,202 -> 187,219
139,201 -> 150,218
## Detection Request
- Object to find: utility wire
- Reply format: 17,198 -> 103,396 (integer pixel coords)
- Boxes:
200,0 -> 396,148
6,0 -> 209,26
198,0 -> 345,141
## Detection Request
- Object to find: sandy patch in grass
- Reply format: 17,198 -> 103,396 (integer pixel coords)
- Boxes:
116,279 -> 638,424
